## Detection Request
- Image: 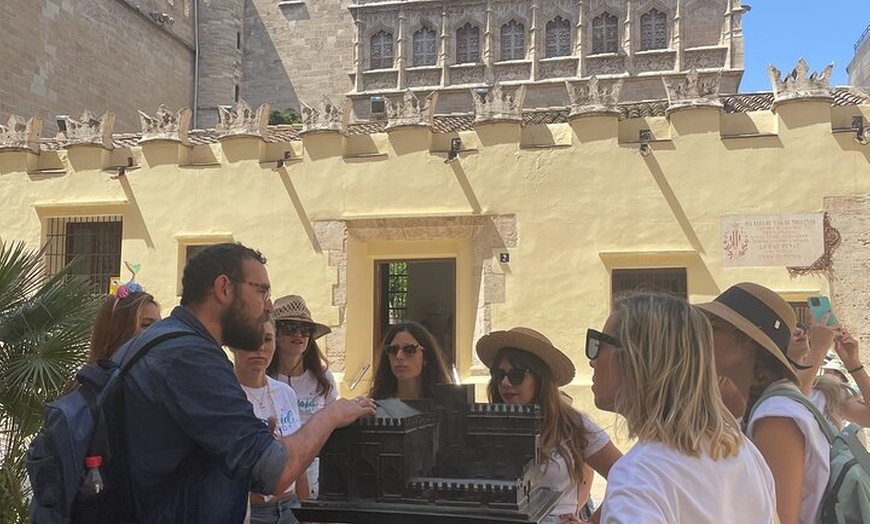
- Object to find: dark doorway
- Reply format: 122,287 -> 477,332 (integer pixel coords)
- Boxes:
374,259 -> 456,368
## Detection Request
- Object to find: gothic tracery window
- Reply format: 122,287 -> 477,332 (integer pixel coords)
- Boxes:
546,16 -> 572,58
640,9 -> 669,51
413,27 -> 438,66
456,23 -> 481,64
592,12 -> 619,54
370,30 -> 394,69
500,20 -> 525,61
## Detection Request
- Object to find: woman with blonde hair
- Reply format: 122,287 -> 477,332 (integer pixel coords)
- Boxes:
477,327 -> 622,523
591,293 -> 776,523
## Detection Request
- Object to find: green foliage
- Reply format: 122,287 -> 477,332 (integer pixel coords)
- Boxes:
0,241 -> 102,523
268,107 -> 302,125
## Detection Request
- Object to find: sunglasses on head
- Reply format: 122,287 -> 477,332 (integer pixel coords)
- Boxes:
384,343 -> 423,356
586,328 -> 621,360
276,321 -> 315,337
490,367 -> 531,386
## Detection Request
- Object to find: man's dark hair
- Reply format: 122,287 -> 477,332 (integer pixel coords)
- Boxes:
181,243 -> 267,306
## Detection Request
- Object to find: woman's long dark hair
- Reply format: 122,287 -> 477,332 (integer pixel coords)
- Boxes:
268,336 -> 333,397
369,321 -> 452,399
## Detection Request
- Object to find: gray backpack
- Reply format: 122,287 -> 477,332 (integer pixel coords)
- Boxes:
751,386 -> 870,524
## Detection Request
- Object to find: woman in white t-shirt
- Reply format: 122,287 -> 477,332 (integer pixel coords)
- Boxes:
592,293 -> 777,524
698,283 -> 829,524
233,318 -> 306,524
476,327 -> 623,523
267,295 -> 338,499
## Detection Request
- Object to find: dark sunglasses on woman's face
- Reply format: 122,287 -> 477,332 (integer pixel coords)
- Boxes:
586,329 -> 621,360
276,321 -> 315,337
384,343 -> 423,356
490,367 -> 530,386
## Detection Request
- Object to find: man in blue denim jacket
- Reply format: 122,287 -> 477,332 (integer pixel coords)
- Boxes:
117,243 -> 375,523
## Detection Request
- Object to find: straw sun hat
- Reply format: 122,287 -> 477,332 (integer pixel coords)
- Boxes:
476,327 -> 576,387
271,295 -> 331,340
696,282 -> 799,383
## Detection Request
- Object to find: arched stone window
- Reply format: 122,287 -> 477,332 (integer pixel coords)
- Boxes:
640,9 -> 669,50
591,12 -> 619,54
413,27 -> 438,66
370,30 -> 394,69
456,23 -> 481,64
500,20 -> 525,61
546,16 -> 572,58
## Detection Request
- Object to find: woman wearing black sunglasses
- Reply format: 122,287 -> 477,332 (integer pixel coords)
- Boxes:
369,321 -> 452,400
476,327 -> 622,523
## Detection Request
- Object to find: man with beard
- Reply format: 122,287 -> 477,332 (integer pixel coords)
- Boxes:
115,243 -> 375,523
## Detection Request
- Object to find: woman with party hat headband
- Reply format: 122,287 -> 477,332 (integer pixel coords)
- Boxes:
477,327 -> 622,523
589,293 -> 777,524
266,295 -> 337,499
698,283 -> 829,524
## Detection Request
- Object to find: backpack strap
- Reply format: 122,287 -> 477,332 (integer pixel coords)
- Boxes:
748,384 -> 837,444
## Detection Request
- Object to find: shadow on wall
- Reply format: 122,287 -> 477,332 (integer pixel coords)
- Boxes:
242,1 -> 300,116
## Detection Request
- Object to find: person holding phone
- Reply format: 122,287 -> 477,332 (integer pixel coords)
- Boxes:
369,321 -> 452,400
829,326 -> 870,427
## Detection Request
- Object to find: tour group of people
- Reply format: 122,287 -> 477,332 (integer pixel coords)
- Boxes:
86,243 -> 868,524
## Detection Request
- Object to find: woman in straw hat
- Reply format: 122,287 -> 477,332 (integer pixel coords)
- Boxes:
477,327 -> 622,523
697,283 -> 829,524
369,320 -> 452,400
232,317 -> 306,524
590,293 -> 776,524
267,295 -> 337,499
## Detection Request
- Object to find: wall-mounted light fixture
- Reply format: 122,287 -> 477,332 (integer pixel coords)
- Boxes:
110,157 -> 137,179
639,129 -> 652,156
272,151 -> 292,171
56,115 -> 68,133
444,137 -> 462,164
853,116 -> 868,145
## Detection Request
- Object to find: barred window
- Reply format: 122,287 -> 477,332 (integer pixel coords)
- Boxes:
413,27 -> 437,66
387,262 -> 408,325
500,20 -> 525,61
44,216 -> 123,293
370,30 -> 394,69
611,268 -> 687,306
456,23 -> 481,64
592,12 -> 619,54
640,9 -> 669,51
546,16 -> 573,58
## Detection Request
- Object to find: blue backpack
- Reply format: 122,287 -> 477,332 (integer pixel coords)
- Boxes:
26,327 -> 189,523
752,386 -> 870,524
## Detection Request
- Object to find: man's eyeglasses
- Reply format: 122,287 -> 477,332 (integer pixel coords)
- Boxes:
235,279 -> 271,302
490,368 -> 530,386
276,321 -> 315,337
586,329 -> 621,360
384,343 -> 424,356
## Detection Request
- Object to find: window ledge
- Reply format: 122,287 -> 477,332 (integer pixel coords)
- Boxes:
278,0 -> 304,6
635,48 -> 674,55
587,52 -> 621,58
539,56 -> 576,62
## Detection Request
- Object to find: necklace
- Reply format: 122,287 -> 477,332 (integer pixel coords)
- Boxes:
243,381 -> 272,411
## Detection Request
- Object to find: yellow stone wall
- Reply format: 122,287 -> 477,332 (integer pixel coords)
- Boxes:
2,99 -> 869,403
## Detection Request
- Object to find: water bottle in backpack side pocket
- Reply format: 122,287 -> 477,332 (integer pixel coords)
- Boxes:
78,455 -> 104,497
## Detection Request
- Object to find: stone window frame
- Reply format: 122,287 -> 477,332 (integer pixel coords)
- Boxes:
412,25 -> 438,67
639,7 -> 670,51
455,22 -> 482,64
498,19 -> 527,62
611,267 -> 688,306
590,11 -> 620,55
544,15 -> 574,58
369,29 -> 395,70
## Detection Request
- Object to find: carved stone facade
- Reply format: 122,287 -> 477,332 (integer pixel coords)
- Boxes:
473,85 -> 526,123
64,111 -> 116,150
849,25 -> 870,89
662,68 -> 723,113
566,76 -> 623,117
139,105 -> 192,145
0,116 -> 43,154
215,100 -> 270,139
301,96 -> 351,135
768,59 -> 834,106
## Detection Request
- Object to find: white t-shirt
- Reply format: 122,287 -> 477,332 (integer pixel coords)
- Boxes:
241,376 -> 302,496
277,368 -> 338,497
539,413 -> 611,518
601,440 -> 776,524
747,383 -> 831,524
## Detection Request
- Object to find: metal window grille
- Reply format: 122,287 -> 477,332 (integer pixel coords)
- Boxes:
640,9 -> 668,51
44,216 -> 122,293
611,268 -> 687,306
500,20 -> 525,61
370,30 -> 394,69
456,23 -> 481,64
592,12 -> 619,54
387,262 -> 408,325
413,27 -> 437,66
546,16 -> 572,57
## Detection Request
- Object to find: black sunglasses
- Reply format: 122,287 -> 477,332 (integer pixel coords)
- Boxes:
586,329 -> 621,360
384,343 -> 424,356
490,368 -> 531,386
276,321 -> 315,337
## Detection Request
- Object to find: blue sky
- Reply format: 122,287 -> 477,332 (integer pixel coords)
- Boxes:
740,2 -> 870,92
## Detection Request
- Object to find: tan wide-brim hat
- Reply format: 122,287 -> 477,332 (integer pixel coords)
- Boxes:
696,282 -> 798,383
272,294 -> 331,340
476,327 -> 575,387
